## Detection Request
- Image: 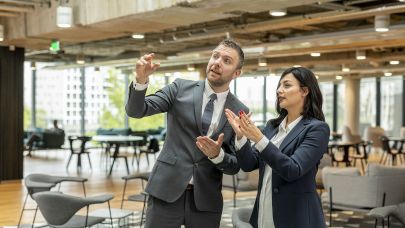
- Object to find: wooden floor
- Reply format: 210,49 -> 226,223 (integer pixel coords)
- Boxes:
0,148 -> 250,226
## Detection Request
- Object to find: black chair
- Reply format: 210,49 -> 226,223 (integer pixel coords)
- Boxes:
350,140 -> 373,174
380,136 -> 403,166
18,173 -> 87,227
137,137 -> 160,166
121,172 -> 150,227
66,136 -> 92,170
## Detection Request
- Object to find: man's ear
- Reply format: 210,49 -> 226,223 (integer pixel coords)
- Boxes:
233,69 -> 242,79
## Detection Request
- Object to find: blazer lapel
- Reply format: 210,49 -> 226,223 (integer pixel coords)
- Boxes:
278,118 -> 311,152
193,81 -> 205,135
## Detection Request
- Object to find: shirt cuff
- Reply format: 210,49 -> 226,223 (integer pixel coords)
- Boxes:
255,136 -> 269,152
235,136 -> 247,150
132,80 -> 148,91
209,148 -> 225,164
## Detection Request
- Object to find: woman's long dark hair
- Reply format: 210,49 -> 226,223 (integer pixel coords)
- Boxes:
269,67 -> 325,127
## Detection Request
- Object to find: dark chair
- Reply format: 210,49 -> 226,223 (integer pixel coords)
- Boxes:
66,136 -> 92,170
33,191 -> 113,228
137,137 -> 160,166
121,172 -> 150,227
350,140 -> 373,174
380,136 -> 403,166
18,173 -> 87,227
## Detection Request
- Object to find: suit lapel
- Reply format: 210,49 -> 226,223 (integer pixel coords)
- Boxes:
193,81 -> 205,135
278,118 -> 311,152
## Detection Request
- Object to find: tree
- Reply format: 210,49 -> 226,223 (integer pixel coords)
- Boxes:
100,69 -> 164,131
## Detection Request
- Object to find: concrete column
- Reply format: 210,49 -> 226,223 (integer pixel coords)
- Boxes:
344,77 -> 360,134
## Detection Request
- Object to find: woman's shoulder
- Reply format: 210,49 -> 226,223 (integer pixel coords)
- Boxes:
306,118 -> 330,132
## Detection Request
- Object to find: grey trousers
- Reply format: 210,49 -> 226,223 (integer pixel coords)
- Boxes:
144,189 -> 222,228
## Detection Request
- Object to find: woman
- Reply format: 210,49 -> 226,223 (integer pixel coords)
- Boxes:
225,67 -> 329,228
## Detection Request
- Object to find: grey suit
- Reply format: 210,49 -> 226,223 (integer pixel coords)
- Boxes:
126,78 -> 248,226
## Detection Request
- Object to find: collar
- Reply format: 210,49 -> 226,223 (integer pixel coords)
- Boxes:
204,80 -> 229,100
279,115 -> 303,133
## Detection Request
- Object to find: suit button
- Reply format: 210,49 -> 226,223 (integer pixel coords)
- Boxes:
273,188 -> 279,193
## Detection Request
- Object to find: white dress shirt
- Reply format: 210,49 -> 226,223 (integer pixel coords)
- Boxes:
133,79 -> 228,169
235,116 -> 303,228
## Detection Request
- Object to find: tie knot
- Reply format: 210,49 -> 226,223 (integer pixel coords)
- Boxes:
209,93 -> 217,102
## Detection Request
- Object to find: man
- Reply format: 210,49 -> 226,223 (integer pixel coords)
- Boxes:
126,39 -> 249,228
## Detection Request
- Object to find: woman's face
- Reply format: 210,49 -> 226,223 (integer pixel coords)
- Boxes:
277,73 -> 308,112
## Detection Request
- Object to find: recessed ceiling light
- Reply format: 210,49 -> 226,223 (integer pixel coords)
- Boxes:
342,64 -> 350,72
293,65 -> 301,67
336,75 -> 343,80
356,50 -> 366,60
258,58 -> 267,67
310,52 -> 321,57
131,34 -> 145,39
269,9 -> 287,17
384,72 -> 392,77
375,15 -> 390,32
389,60 -> 400,65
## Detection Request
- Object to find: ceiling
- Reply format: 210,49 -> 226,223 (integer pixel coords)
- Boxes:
2,0 -> 405,81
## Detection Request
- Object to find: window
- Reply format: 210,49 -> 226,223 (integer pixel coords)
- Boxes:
337,82 -> 345,132
381,76 -> 403,136
359,77 -> 376,135
236,76 -> 265,125
319,82 -> 333,130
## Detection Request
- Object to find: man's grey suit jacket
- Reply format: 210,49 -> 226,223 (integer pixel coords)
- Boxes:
125,78 -> 249,213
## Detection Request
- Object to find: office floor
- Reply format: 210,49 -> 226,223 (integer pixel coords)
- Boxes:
0,147 -> 402,227
0,147 -> 254,227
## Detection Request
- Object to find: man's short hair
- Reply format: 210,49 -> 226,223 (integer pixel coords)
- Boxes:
217,39 -> 244,70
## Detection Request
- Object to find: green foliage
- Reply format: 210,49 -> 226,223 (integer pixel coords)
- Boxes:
100,69 -> 165,131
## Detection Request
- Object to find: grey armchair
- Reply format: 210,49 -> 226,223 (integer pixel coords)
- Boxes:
223,169 -> 258,207
232,207 -> 253,228
33,191 -> 114,228
18,173 -> 87,227
322,164 -> 405,226
368,201 -> 405,227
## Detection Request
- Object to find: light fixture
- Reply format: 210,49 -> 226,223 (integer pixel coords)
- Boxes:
315,75 -> 319,79
131,34 -> 144,39
293,65 -> 302,67
49,39 -> 60,53
0,24 -> 4,41
336,75 -> 343,80
389,60 -> 400,65
356,50 -> 366,60
56,6 -> 73,28
76,54 -> 85,64
342,64 -> 350,72
375,15 -> 390,32
31,62 -> 36,70
270,9 -> 287,17
187,64 -> 195,71
310,52 -> 321,57
258,58 -> 267,67
384,72 -> 392,77
268,69 -> 276,77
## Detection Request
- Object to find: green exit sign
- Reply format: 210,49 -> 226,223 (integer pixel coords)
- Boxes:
49,40 -> 60,52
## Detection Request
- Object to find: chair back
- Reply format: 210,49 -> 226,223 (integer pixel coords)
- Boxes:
364,126 -> 385,148
33,192 -> 87,226
148,137 -> 160,152
380,136 -> 391,154
342,126 -> 361,142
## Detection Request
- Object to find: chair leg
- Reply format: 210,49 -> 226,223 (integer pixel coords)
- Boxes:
140,196 -> 147,228
124,157 -> 130,175
66,153 -> 73,169
86,153 -> 92,169
121,180 -> 128,209
82,182 -> 86,197
17,193 -> 29,227
360,159 -> 365,174
31,206 -> 38,228
329,187 -> 333,227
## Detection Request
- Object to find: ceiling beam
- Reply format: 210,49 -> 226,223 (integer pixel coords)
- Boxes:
0,3 -> 34,12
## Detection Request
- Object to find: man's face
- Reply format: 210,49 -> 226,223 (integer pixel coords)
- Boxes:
206,45 -> 241,88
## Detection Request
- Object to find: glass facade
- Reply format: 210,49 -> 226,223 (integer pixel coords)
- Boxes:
359,77 -> 376,136
381,76 -> 403,136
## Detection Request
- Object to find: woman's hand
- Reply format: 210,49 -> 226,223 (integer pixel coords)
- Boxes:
238,111 -> 264,144
224,109 -> 243,140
